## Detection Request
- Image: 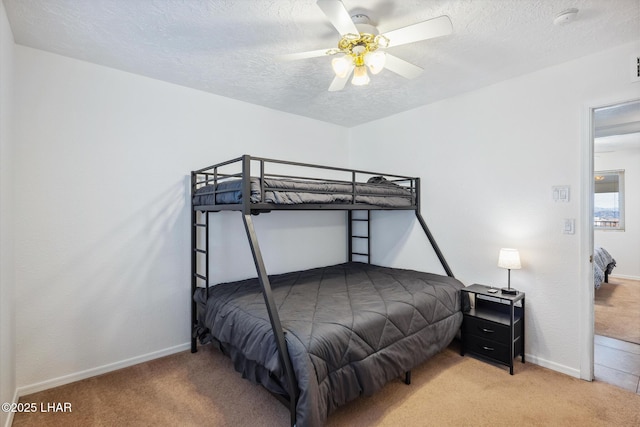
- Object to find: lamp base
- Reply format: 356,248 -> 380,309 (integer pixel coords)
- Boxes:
501,287 -> 518,295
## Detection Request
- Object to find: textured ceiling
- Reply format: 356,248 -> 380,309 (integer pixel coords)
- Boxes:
4,0 -> 640,127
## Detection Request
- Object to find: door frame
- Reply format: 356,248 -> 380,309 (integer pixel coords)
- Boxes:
580,96 -> 640,381
579,102 -> 596,381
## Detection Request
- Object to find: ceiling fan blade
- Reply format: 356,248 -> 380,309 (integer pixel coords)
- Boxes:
382,15 -> 453,48
317,0 -> 359,36
276,48 -> 335,62
328,65 -> 354,91
384,54 -> 423,79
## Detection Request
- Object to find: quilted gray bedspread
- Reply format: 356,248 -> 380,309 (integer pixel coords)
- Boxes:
194,262 -> 464,426
594,246 -> 616,289
192,177 -> 414,208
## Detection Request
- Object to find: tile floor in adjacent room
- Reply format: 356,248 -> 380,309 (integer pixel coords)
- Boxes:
594,334 -> 640,395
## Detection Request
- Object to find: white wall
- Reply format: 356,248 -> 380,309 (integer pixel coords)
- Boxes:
594,147 -> 640,279
13,45 -> 349,392
349,42 -> 640,376
0,2 -> 16,426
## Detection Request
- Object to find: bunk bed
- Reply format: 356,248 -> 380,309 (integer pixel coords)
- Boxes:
191,155 -> 464,427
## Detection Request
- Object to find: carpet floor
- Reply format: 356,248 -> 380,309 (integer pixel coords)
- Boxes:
595,277 -> 640,345
13,341 -> 640,427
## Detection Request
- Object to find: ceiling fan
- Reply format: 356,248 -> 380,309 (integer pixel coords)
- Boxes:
278,0 -> 453,91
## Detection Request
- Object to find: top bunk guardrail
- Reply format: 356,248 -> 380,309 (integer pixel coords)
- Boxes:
191,155 -> 420,214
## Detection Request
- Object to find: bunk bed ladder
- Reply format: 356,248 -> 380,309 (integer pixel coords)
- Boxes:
191,209 -> 209,353
348,210 -> 371,264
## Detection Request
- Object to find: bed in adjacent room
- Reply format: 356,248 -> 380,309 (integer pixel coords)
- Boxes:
594,246 -> 616,289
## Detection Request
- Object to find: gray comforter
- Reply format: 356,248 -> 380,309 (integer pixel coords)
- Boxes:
594,246 -> 616,289
194,262 -> 464,426
192,177 -> 414,208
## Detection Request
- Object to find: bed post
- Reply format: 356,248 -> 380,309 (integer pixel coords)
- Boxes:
415,178 -> 455,278
242,214 -> 298,426
347,211 -> 353,262
190,172 -> 198,353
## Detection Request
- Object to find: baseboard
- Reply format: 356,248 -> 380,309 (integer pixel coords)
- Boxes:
2,388 -> 19,427
525,353 -> 581,379
609,273 -> 640,281
16,342 -> 191,397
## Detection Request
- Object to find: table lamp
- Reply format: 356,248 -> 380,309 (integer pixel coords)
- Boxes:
498,248 -> 521,295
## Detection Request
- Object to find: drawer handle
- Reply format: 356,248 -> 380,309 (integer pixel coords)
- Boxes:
479,327 -> 495,334
482,346 -> 495,351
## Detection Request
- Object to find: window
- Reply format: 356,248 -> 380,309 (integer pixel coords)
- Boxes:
594,170 -> 625,230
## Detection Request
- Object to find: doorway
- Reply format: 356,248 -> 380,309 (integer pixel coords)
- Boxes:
590,99 -> 640,393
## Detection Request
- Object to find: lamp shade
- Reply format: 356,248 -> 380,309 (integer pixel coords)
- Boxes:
365,51 -> 386,74
331,55 -> 352,78
351,65 -> 370,86
498,248 -> 521,270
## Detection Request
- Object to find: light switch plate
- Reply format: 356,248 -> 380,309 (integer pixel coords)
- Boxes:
553,185 -> 570,202
563,218 -> 575,234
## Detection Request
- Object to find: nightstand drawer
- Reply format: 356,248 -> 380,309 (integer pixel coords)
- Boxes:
463,315 -> 511,343
465,335 -> 511,364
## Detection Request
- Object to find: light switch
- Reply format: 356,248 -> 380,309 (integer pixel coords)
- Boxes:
563,218 -> 575,234
553,185 -> 570,202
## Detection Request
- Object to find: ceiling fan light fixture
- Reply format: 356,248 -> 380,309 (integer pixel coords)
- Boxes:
351,65 -> 370,86
283,1 -> 454,92
365,51 -> 386,74
331,55 -> 352,78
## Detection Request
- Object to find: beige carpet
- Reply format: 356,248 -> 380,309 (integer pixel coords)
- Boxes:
595,277 -> 640,345
13,342 -> 640,427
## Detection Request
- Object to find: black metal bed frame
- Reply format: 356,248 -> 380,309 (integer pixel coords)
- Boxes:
190,155 -> 453,426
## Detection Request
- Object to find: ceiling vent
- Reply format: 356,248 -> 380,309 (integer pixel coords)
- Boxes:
632,55 -> 640,83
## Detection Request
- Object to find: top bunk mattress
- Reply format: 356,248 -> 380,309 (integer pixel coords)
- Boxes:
192,176 -> 415,208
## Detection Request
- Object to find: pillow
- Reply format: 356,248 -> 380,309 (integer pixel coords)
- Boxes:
367,176 -> 388,184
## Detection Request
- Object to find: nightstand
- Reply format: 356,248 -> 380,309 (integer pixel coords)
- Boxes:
460,284 -> 525,374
